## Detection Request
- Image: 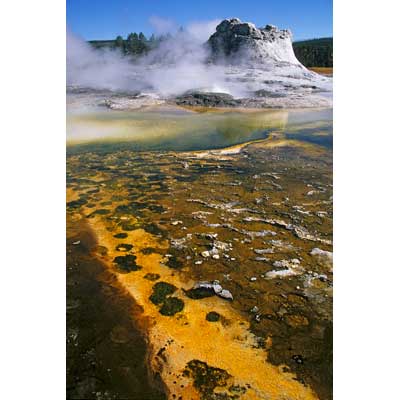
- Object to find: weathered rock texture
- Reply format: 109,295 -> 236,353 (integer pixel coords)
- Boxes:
175,91 -> 239,107
208,18 -> 301,66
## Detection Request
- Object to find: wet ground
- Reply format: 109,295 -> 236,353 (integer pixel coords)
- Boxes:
67,106 -> 332,400
66,217 -> 166,399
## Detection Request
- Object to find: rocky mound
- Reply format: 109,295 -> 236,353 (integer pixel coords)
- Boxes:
208,18 -> 301,66
175,91 -> 239,107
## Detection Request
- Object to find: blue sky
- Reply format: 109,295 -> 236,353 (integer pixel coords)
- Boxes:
67,0 -> 332,41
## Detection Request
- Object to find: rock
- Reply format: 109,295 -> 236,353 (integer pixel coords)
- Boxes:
213,240 -> 232,252
265,24 -> 277,31
212,283 -> 223,294
170,237 -> 187,249
310,247 -> 333,260
194,260 -> 203,265
104,95 -> 164,110
219,289 -> 233,301
255,257 -> 270,262
207,18 -> 299,65
254,248 -> 274,254
250,306 -> 259,314
191,281 -> 233,300
193,282 -> 214,291
310,248 -> 333,271
171,220 -> 183,226
203,233 -> 218,240
292,354 -> 304,364
212,254 -> 220,260
265,259 -> 304,279
250,277 -> 257,282
201,250 -> 211,258
175,91 -> 240,107
253,89 -> 286,98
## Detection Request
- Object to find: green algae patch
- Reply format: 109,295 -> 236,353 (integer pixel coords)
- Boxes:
149,282 -> 184,316
67,198 -> 88,209
144,273 -> 161,281
166,255 -> 183,270
183,359 -> 232,398
113,254 -> 141,273
88,208 -> 110,217
149,282 -> 177,305
114,202 -> 147,217
206,312 -> 221,322
121,223 -> 137,231
114,232 -> 128,239
115,243 -> 134,252
141,247 -> 158,255
159,297 -> 184,316
144,223 -> 167,237
229,385 -> 247,395
147,204 -> 166,213
185,288 -> 214,300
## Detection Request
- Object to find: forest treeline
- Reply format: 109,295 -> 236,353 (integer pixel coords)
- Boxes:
89,33 -> 333,67
292,38 -> 333,67
89,31 -> 174,56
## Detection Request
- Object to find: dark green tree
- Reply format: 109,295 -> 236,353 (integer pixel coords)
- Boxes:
127,32 -> 138,41
115,35 -> 124,48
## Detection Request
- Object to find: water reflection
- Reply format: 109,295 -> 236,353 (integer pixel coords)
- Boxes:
67,102 -> 332,152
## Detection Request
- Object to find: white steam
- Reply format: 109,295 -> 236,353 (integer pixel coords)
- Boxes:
66,19 -> 233,96
186,19 -> 221,42
149,16 -> 176,34
66,29 -> 144,92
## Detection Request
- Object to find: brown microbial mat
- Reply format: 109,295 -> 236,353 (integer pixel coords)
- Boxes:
67,106 -> 332,400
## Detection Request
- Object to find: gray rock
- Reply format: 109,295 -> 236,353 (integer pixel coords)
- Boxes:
212,283 -> 223,294
207,18 -> 298,65
175,91 -> 240,107
192,281 -> 233,300
254,248 -> 274,254
219,289 -> 233,300
254,89 -> 286,98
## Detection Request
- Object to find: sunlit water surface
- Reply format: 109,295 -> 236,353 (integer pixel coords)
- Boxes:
67,99 -> 332,153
